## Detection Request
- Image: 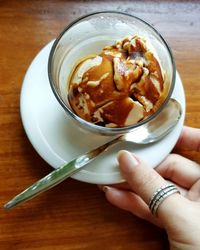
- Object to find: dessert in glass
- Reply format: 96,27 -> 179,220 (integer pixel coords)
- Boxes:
48,11 -> 175,135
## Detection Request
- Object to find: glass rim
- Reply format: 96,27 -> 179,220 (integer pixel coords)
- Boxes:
48,10 -> 176,134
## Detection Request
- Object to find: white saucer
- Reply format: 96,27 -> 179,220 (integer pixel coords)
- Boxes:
20,41 -> 185,184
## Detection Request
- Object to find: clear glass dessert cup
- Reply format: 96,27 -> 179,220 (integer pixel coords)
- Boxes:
48,11 -> 176,136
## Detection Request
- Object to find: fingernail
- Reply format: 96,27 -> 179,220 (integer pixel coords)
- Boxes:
117,150 -> 139,175
102,186 -> 110,192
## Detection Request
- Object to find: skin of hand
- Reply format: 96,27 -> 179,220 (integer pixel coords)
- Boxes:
101,127 -> 200,250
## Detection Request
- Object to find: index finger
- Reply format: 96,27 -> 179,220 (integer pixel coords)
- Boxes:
175,126 -> 200,151
117,150 -> 170,204
117,151 -> 185,220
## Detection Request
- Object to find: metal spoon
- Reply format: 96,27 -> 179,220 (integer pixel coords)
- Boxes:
4,98 -> 182,209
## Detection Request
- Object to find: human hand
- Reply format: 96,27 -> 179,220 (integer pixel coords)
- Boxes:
102,127 -> 200,250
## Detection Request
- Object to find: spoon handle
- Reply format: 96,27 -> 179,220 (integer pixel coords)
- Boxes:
4,99 -> 182,209
4,137 -> 120,209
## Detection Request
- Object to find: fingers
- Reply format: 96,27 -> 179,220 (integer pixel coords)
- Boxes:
117,150 -> 167,204
103,186 -> 162,227
156,154 -> 200,189
116,150 -> 188,226
175,126 -> 200,151
100,149 -> 200,243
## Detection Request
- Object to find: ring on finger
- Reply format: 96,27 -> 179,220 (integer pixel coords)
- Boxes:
149,184 -> 180,216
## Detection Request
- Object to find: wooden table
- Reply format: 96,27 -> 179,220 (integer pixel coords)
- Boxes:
0,1 -> 199,249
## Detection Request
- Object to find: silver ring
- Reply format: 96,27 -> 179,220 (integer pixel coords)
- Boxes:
149,184 -> 180,215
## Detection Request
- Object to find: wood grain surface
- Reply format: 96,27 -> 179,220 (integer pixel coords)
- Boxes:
0,1 -> 199,249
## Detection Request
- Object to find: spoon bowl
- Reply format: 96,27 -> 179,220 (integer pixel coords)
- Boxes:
123,98 -> 182,144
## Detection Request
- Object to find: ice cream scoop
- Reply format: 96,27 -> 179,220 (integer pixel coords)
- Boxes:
68,35 -> 166,128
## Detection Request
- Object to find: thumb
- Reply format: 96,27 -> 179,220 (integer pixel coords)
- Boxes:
117,150 -> 187,225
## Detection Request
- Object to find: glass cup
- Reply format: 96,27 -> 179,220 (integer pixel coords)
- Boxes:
48,11 -> 176,135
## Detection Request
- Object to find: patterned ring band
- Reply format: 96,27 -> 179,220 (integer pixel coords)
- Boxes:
148,184 -> 180,215
149,184 -> 175,210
